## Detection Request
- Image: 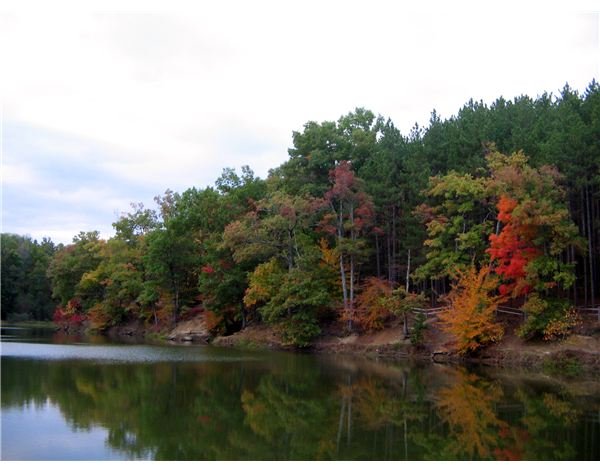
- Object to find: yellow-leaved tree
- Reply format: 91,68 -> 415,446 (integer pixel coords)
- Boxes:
438,265 -> 506,355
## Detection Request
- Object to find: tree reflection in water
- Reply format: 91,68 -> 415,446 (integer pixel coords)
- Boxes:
1,354 -> 598,460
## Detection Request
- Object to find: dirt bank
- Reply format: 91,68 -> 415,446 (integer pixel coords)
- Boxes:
477,332 -> 600,369
102,314 -> 212,344
208,317 -> 600,371
57,311 -> 600,370
164,316 -> 211,343
212,325 -> 285,350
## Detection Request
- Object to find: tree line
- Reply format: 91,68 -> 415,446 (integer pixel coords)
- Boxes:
2,81 -> 599,349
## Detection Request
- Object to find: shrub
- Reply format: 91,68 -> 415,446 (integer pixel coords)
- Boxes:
410,312 -> 428,346
87,304 -> 111,331
543,308 -> 581,341
438,265 -> 506,355
52,298 -> 87,328
517,295 -> 579,340
391,288 -> 427,338
279,312 -> 321,348
354,277 -> 394,332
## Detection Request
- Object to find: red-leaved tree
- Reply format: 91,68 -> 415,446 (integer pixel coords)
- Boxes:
487,196 -> 540,297
320,161 -> 374,330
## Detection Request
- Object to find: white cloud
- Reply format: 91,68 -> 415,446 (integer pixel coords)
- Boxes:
2,163 -> 41,186
1,1 -> 598,243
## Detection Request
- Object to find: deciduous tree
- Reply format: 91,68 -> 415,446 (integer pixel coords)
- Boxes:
438,265 -> 505,355
320,161 -> 375,330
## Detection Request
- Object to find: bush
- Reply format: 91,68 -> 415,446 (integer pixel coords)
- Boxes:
354,277 -> 394,332
410,312 -> 427,346
280,312 -> 321,348
391,288 -> 427,339
87,304 -> 111,331
52,298 -> 87,328
517,295 -> 580,341
543,308 -> 581,341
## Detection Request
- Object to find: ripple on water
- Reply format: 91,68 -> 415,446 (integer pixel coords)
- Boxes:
0,341 -> 262,364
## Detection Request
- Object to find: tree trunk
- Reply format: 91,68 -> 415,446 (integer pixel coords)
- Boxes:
387,221 -> 392,282
350,255 -> 354,308
406,248 -> 411,293
340,253 -> 348,310
594,185 -> 599,308
585,184 -> 596,310
430,278 -> 435,306
349,205 -> 355,331
168,260 -> 179,324
173,288 -> 179,324
338,200 -> 348,311
392,205 -> 397,283
581,189 -> 588,308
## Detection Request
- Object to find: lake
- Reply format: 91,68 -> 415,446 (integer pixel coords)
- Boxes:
1,324 -> 599,460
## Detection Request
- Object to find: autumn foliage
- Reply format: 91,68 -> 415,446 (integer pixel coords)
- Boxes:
52,298 -> 86,328
320,161 -> 375,328
203,310 -> 224,333
487,196 -> 539,297
438,266 -> 506,355
354,277 -> 394,332
15,97 -> 589,352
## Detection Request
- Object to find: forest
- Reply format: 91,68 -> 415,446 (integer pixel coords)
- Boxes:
2,81 -> 599,351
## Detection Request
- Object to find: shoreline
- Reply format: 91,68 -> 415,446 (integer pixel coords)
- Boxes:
103,315 -> 600,373
19,315 -> 598,373
214,324 -> 600,371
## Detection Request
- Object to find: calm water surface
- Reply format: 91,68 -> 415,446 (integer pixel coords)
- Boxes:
1,324 -> 599,460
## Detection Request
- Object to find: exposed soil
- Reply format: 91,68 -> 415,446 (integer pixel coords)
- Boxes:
101,314 -> 213,344
165,316 -> 211,343
57,309 -> 600,370
477,316 -> 600,369
203,312 -> 600,370
212,325 -> 285,350
312,323 -> 419,358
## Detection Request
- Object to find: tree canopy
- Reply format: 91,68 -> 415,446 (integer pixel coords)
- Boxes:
5,81 -> 599,347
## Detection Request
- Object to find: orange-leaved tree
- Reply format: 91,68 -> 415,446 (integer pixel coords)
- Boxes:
438,265 -> 506,355
354,277 -> 394,332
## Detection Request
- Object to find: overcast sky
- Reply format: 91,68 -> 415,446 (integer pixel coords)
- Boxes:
1,1 -> 599,244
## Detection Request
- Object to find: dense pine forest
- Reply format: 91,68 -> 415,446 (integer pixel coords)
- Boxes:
3,82 -> 599,350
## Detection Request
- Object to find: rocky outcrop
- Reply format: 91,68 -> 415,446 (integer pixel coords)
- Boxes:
166,316 -> 211,344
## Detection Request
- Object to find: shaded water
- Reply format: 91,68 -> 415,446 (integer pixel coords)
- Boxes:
1,325 -> 599,460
